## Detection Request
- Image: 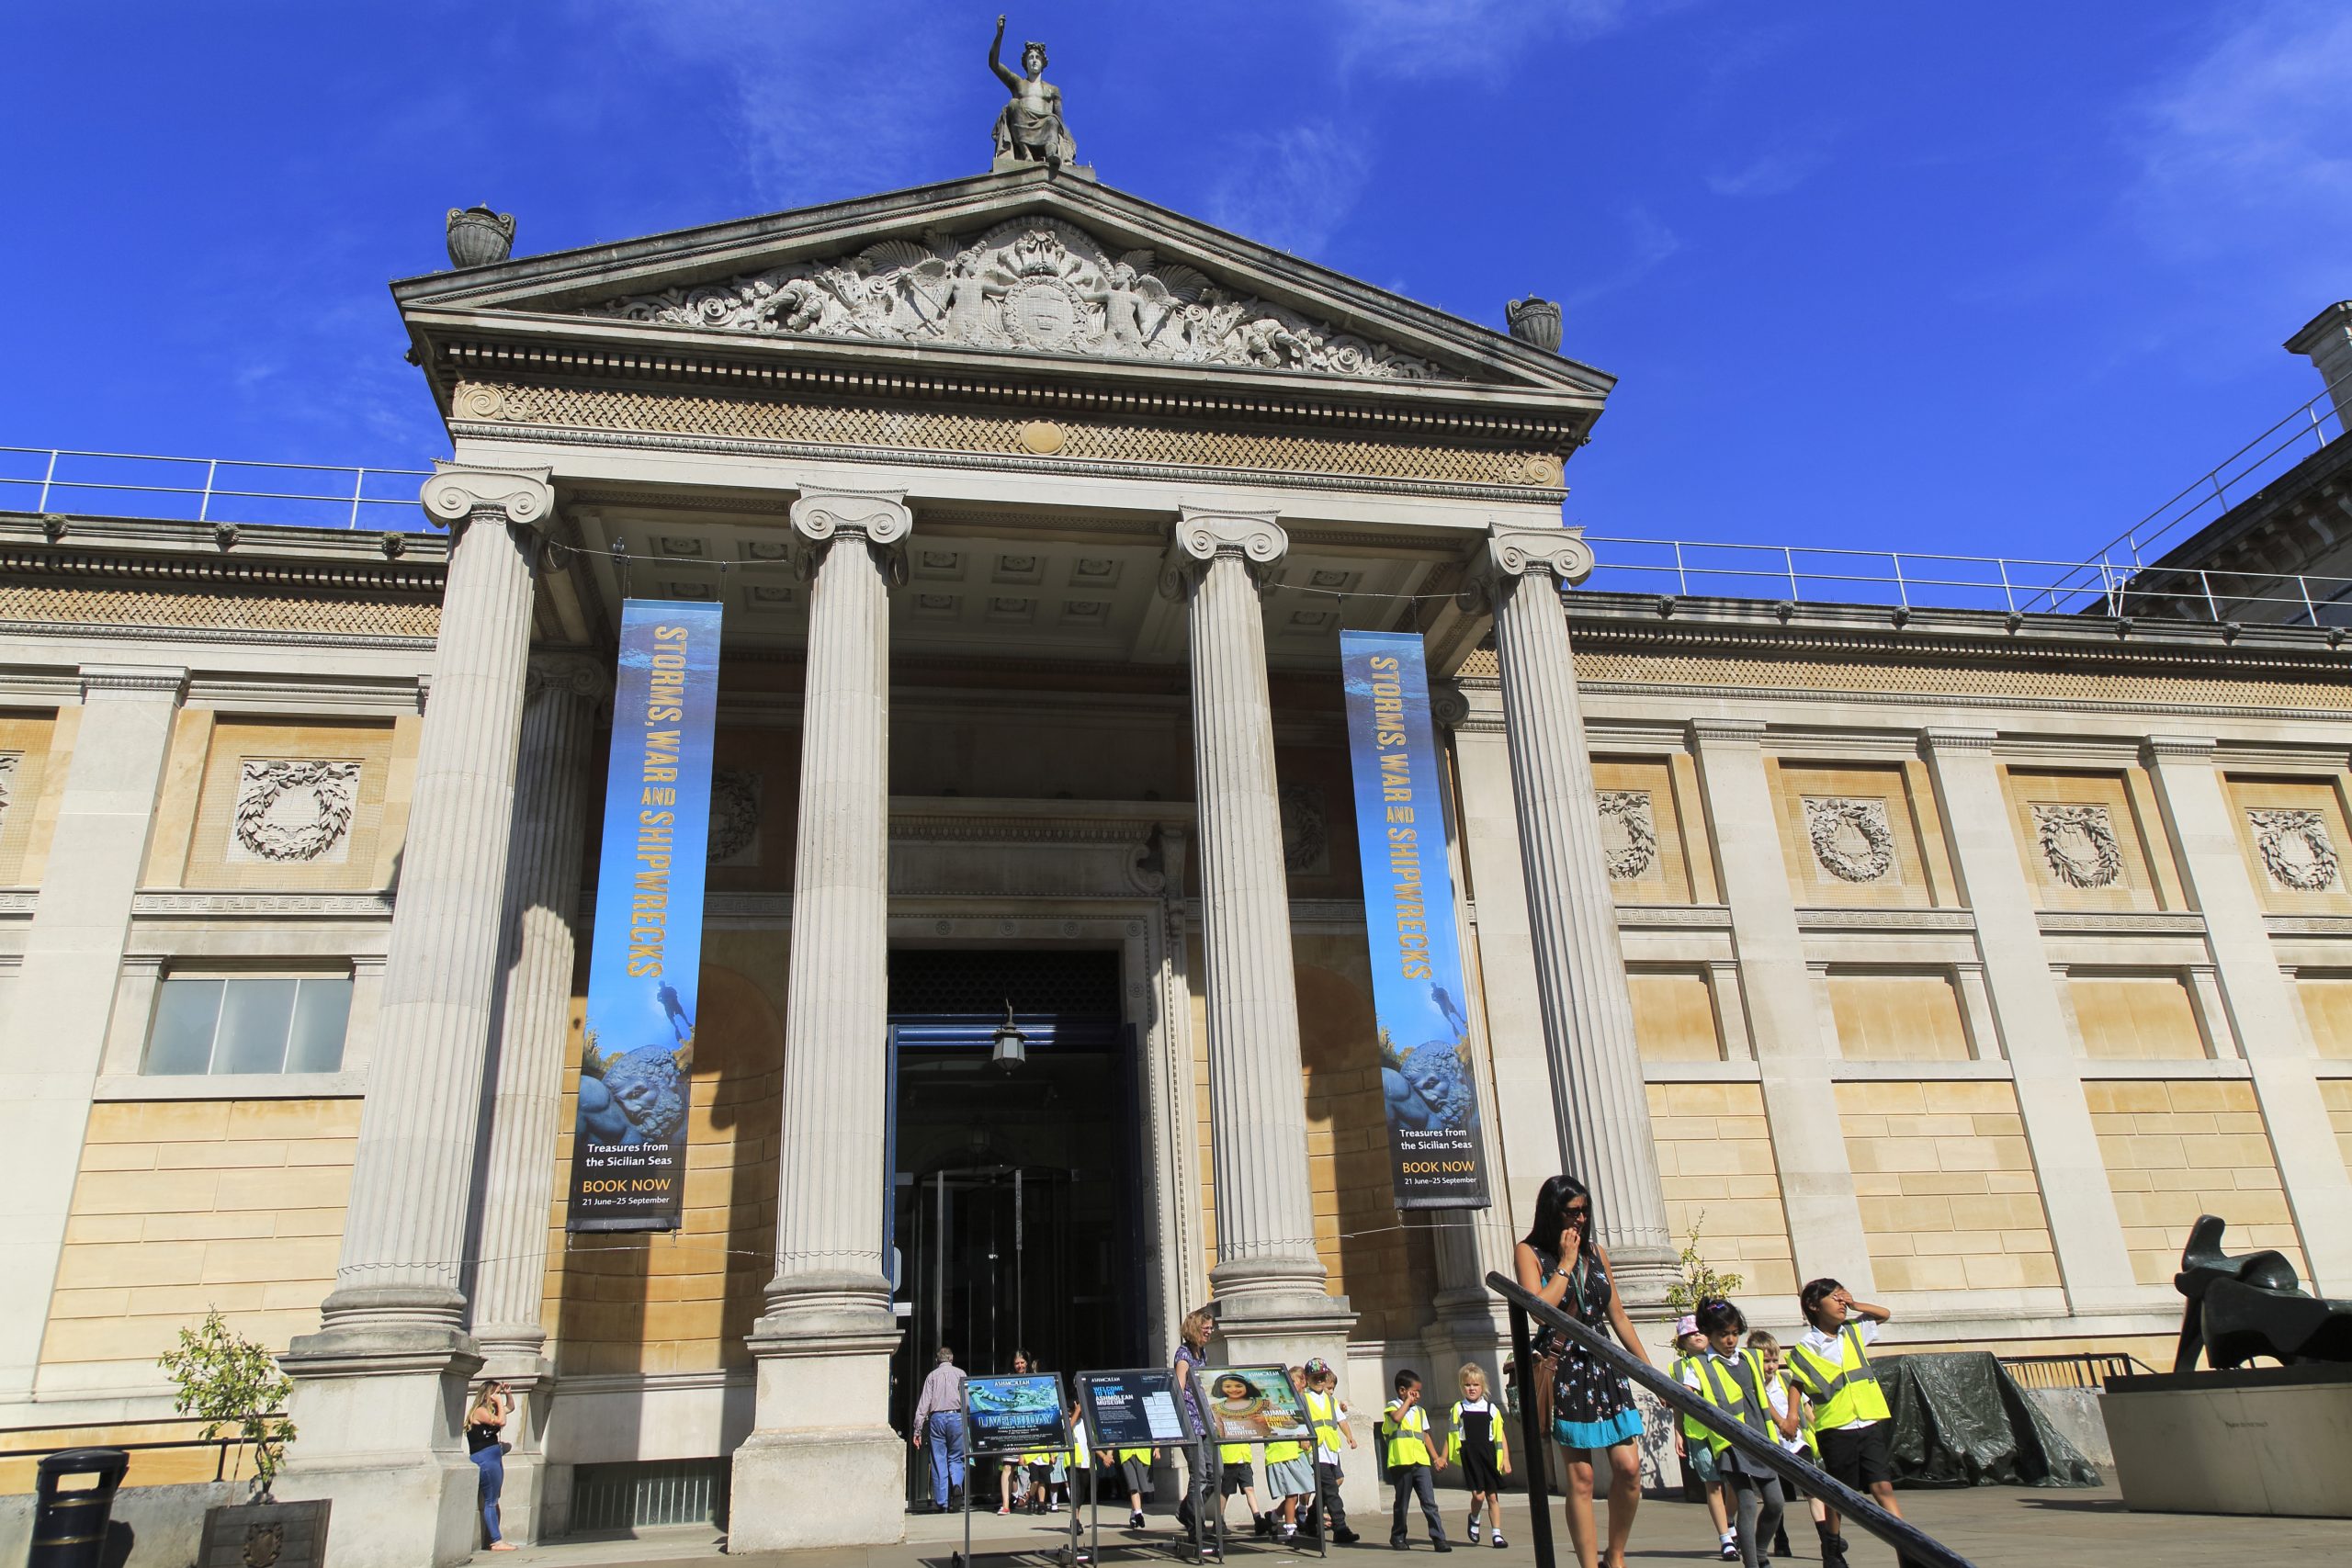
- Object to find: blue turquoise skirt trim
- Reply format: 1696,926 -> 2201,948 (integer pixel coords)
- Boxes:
1554,1407 -> 1644,1450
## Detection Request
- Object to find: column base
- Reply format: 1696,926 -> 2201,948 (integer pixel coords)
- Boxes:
727,1284 -> 905,1551
274,1320 -> 484,1568
1604,1244 -> 1683,1316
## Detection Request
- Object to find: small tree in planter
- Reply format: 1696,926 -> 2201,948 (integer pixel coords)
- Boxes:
1662,1213 -> 1745,1314
158,1310 -> 297,1500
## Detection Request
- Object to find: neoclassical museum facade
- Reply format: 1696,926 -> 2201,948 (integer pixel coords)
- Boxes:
3,165 -> 2351,1565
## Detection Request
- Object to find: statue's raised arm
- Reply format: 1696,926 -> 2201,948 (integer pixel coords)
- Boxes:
989,14 -> 1022,93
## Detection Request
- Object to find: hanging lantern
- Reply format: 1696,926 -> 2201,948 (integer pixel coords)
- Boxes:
989,1000 -> 1029,1074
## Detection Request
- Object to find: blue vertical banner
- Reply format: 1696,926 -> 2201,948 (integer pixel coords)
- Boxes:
566,599 -> 724,1233
1339,631 -> 1490,1211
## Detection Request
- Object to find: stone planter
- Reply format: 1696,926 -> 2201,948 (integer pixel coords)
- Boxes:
447,207 -> 515,268
1506,297 -> 1562,353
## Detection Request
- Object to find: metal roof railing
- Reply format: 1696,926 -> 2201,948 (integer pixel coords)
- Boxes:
1580,535 -> 2352,628
0,446 -> 434,532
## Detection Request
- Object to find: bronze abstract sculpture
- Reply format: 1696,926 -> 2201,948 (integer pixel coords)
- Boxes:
2171,1213 -> 2352,1371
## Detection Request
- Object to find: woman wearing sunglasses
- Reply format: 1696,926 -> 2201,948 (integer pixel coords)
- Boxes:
1511,1173 -> 1651,1568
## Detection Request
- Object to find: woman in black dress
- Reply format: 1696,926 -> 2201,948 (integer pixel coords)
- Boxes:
1511,1173 -> 1651,1568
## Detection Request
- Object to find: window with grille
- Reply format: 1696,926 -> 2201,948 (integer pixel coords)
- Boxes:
142,976 -> 352,1076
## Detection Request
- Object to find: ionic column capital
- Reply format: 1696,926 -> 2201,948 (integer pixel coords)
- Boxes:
419,460 -> 555,534
1159,507 -> 1287,597
526,650 -> 610,703
1459,524 -> 1593,611
788,486 -> 910,559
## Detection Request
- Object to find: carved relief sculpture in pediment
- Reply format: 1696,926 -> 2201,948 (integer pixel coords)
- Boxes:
585,218 -> 1444,380
2248,807 -> 2341,893
1804,795 -> 1896,884
231,759 -> 361,864
2032,803 -> 2124,890
1595,789 -> 1657,881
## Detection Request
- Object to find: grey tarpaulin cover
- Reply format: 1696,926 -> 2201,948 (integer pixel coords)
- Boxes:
1878,1353 -> 2099,1487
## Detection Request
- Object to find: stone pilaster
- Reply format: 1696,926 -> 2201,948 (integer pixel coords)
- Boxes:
0,663 -> 186,1403
1161,507 -> 1355,1367
2142,736 -> 2352,1293
466,652 -> 605,1542
277,461 -> 553,1568
1461,526 -> 1675,1305
1918,729 -> 2142,1315
1687,718 -> 1876,1292
729,488 -> 909,1553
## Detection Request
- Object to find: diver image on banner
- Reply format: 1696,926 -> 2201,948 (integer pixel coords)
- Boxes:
1339,629 -> 1490,1210
568,598 -> 724,1233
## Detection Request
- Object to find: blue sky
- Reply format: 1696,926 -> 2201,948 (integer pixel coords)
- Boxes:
6,1 -> 2346,567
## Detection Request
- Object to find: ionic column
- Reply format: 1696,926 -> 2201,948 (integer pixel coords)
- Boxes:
1162,508 -> 1355,1366
1919,729 -> 2142,1314
2143,736 -> 2352,1293
1463,526 -> 1676,1303
0,663 -> 187,1401
467,652 -> 605,1543
277,461 -> 552,1568
729,488 -> 909,1553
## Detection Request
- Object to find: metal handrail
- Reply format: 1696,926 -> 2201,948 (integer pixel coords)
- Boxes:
1581,536 -> 2352,626
1997,1351 -> 2155,1392
1487,1270 -> 1973,1568
0,1413 -> 283,1483
0,446 -> 432,531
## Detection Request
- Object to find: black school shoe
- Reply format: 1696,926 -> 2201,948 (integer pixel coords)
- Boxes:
1333,1530 -> 1362,1545
1432,1542 -> 1451,1554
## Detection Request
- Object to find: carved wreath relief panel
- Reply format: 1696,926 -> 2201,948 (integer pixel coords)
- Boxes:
2248,807 -> 2341,893
1804,796 -> 1896,884
2031,803 -> 2124,890
230,759 -> 361,864
587,218 -> 1444,380
1596,790 -> 1657,881
1280,784 -> 1329,875
707,769 -> 763,867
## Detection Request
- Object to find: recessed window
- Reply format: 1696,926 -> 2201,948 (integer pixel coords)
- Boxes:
143,976 -> 351,1076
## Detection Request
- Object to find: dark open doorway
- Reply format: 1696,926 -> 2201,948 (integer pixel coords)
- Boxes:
886,948 -> 1144,1508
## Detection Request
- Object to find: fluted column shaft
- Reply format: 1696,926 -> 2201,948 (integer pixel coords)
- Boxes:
1472,526 -> 1674,1297
471,657 -> 603,1355
1169,510 -> 1327,1301
731,487 -> 910,1556
317,462 -> 553,1333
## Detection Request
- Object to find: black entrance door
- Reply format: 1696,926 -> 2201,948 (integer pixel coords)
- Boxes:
886,949 -> 1142,1509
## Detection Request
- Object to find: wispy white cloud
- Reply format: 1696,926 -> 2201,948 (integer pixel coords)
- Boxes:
1322,0 -> 1671,78
613,0 -> 967,210
1705,141 -> 1827,199
1562,205 -> 1679,308
1204,120 -> 1373,259
2127,0 -> 2352,281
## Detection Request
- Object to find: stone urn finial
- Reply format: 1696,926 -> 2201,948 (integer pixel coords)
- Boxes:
446,205 -> 515,269
1506,296 -> 1563,353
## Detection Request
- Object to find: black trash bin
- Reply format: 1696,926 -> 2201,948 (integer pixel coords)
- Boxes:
28,1449 -> 129,1568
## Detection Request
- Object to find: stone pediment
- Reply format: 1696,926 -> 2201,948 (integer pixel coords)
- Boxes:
394,172 -> 1613,402
582,215 -> 1442,381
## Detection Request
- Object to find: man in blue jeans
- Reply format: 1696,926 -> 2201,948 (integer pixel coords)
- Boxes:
910,1345 -> 969,1512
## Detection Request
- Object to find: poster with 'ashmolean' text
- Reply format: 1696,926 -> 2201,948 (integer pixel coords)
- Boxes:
566,599 -> 722,1233
1339,630 -> 1490,1211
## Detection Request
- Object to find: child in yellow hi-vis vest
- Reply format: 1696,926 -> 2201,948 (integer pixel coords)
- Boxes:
1687,1301 -> 1799,1568
1445,1363 -> 1510,1548
1788,1279 -> 1899,1568
1302,1358 -> 1360,1545
1106,1441 -> 1153,1532
1747,1330 -> 1821,1562
1668,1314 -> 1736,1562
1381,1369 -> 1450,1551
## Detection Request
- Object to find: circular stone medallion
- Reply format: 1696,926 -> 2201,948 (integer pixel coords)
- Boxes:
1002,278 -> 1084,351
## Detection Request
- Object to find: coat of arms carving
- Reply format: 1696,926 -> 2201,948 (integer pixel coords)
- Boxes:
707,769 -> 762,866
1804,796 -> 1896,884
1280,784 -> 1329,874
1596,790 -> 1657,881
2248,807 -> 2340,893
231,759 -> 361,864
2031,804 -> 2124,890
